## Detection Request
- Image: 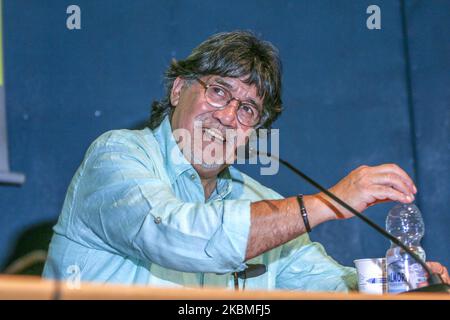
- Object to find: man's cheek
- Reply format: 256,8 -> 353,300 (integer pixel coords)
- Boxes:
223,129 -> 250,164
226,128 -> 253,146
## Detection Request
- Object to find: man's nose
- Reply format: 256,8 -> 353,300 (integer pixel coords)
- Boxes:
212,99 -> 239,127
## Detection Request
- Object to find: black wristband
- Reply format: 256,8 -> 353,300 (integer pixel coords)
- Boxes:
296,194 -> 311,233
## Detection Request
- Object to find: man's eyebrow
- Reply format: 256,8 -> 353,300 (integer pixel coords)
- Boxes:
213,78 -> 234,89
213,78 -> 262,108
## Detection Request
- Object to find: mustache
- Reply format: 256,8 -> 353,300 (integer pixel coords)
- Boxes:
192,119 -> 252,145
193,120 -> 227,137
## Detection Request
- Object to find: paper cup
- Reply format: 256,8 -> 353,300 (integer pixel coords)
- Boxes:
354,258 -> 386,294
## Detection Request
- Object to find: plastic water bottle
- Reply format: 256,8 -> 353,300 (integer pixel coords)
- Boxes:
386,203 -> 428,293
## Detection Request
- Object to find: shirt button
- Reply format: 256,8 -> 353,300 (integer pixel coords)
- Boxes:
154,217 -> 162,224
190,173 -> 196,180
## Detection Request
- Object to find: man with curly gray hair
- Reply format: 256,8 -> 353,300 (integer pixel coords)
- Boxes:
44,31 -> 448,291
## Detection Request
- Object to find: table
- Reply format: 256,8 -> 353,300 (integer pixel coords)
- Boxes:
0,275 -> 448,300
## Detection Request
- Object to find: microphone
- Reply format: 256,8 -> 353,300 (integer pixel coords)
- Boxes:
233,264 -> 267,291
237,264 -> 267,279
244,145 -> 449,293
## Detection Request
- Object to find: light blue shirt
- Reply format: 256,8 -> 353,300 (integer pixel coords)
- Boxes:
43,116 -> 357,292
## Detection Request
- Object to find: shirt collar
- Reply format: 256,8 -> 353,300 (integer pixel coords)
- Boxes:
152,116 -> 232,198
153,116 -> 192,184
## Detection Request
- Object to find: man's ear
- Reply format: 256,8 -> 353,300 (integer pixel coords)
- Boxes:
170,77 -> 185,107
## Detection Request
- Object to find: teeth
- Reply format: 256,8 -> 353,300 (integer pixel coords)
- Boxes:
204,128 -> 225,142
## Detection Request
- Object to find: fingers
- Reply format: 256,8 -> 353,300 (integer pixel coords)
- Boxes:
427,262 -> 450,284
368,185 -> 412,203
373,164 -> 417,195
427,261 -> 444,273
370,173 -> 415,202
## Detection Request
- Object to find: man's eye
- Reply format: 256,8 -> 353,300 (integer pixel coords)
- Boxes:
211,86 -> 226,97
241,104 -> 255,115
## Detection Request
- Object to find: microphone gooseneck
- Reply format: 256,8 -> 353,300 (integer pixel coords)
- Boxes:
250,148 -> 445,290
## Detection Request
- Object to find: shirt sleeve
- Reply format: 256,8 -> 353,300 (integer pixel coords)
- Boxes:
275,234 -> 358,292
64,132 -> 251,274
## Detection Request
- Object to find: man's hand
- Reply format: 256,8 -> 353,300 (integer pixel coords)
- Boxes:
427,261 -> 450,285
247,163 -> 417,260
323,164 -> 417,219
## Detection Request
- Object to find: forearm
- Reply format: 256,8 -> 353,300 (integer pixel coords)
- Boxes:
245,193 -> 337,260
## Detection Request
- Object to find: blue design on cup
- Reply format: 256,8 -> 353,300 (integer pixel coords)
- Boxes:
366,277 -> 387,284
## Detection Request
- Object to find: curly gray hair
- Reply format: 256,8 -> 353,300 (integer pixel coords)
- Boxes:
148,30 -> 283,130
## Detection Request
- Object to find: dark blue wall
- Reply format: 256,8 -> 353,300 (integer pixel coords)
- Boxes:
1,0 -> 449,272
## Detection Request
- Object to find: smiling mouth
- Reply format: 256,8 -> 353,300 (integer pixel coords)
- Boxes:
203,127 -> 226,143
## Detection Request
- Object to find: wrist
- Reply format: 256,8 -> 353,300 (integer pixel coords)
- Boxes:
296,194 -> 311,233
302,193 -> 338,228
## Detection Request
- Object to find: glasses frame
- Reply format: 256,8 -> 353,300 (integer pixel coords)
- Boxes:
196,78 -> 267,128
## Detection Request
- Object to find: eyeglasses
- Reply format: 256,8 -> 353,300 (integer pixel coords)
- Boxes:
196,78 -> 265,127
